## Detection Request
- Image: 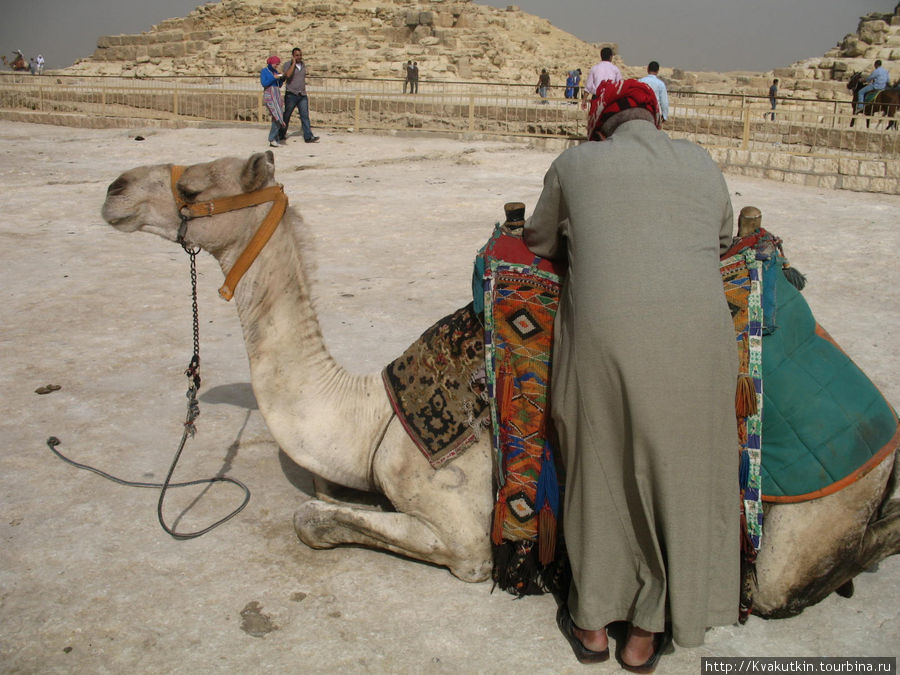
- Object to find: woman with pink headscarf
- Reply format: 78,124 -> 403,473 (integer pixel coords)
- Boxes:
260,55 -> 285,148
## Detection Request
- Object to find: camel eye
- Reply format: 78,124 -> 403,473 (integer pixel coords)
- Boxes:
179,188 -> 200,202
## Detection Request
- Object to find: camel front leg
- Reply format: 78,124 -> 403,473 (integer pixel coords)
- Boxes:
294,499 -> 491,582
295,419 -> 494,583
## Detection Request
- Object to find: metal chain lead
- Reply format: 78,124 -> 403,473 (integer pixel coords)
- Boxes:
153,243 -> 249,539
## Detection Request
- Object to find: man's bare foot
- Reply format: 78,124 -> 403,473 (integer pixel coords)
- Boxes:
574,626 -> 608,653
621,625 -> 655,667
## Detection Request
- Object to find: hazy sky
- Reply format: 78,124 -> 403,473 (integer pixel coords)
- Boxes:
1,0 -> 896,72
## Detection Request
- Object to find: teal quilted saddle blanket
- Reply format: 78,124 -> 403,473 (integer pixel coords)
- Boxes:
760,260 -> 898,501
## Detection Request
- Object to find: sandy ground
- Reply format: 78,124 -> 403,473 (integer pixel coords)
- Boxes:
0,119 -> 897,673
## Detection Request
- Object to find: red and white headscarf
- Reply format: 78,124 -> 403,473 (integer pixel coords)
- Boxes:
587,79 -> 660,141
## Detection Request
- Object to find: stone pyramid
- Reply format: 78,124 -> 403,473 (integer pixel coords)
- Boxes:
66,0 -> 623,85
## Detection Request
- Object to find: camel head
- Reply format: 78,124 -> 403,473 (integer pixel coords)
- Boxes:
102,151 -> 277,255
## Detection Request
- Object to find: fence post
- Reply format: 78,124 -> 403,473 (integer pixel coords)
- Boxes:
741,95 -> 750,150
38,82 -> 43,112
468,94 -> 475,132
173,87 -> 179,117
354,93 -> 360,131
257,91 -> 263,124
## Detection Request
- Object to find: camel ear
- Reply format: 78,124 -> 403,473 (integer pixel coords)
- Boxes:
240,151 -> 275,193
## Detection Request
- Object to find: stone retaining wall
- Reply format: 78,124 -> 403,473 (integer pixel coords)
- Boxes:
1,108 -> 897,195
706,147 -> 900,194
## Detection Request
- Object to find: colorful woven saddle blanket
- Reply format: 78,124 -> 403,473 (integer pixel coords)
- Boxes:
381,302 -> 490,469
476,224 -> 569,584
724,231 -> 899,503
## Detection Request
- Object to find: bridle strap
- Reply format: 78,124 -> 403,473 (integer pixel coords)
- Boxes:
217,189 -> 287,300
170,165 -> 288,301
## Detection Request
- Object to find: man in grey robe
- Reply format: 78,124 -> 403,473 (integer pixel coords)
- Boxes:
524,79 -> 739,670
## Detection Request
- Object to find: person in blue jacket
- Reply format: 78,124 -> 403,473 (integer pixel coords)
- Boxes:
260,55 -> 286,147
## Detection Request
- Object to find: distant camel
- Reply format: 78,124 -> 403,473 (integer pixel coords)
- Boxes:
2,51 -> 28,72
847,71 -> 900,130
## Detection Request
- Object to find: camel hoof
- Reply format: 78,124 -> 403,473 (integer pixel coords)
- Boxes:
293,500 -> 338,550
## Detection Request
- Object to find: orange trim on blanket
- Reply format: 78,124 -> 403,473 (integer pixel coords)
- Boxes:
762,322 -> 900,503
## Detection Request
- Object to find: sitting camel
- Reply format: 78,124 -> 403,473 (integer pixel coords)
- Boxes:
101,151 -> 899,618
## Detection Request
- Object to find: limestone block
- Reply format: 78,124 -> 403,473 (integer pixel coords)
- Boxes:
742,167 -> 767,179
789,155 -> 814,172
255,21 -> 277,32
419,12 -> 434,25
420,37 -> 441,46
188,31 -> 217,41
783,172 -> 806,185
151,31 -> 184,44
841,36 -> 867,58
893,16 -> 900,26
867,177 -> 893,193
885,160 -> 900,178
817,175 -> 839,190
734,150 -> 751,165
209,36 -> 226,45
768,153 -> 792,170
406,11 -> 419,26
838,158 -> 860,175
813,158 -> 839,174
434,11 -> 454,28
842,175 -> 871,191
765,169 -> 785,182
859,160 -> 885,177
748,152 -> 770,168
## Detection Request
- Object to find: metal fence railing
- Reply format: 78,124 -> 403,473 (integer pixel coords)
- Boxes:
2,73 -> 898,157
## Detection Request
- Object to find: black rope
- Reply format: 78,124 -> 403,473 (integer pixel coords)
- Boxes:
46,244 -> 250,540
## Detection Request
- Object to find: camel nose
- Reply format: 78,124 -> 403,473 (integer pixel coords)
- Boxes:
107,176 -> 128,196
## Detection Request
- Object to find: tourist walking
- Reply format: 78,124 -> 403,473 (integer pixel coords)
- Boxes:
260,55 -> 285,148
410,61 -> 419,94
36,54 -> 44,75
639,60 -> 669,122
584,47 -> 622,96
280,47 -> 319,144
403,60 -> 412,93
537,68 -> 550,102
525,79 -> 738,672
765,79 -> 778,120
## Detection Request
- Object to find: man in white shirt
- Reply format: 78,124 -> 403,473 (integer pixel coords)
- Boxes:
639,61 -> 669,122
585,47 -> 622,96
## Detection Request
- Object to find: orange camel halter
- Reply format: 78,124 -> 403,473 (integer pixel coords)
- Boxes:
170,164 -> 288,301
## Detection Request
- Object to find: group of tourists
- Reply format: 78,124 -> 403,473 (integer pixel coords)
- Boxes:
524,47 -> 735,672
402,60 -> 420,93
535,47 -> 669,122
259,48 -> 319,148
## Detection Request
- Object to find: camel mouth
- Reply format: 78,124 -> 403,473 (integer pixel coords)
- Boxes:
101,205 -> 140,232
